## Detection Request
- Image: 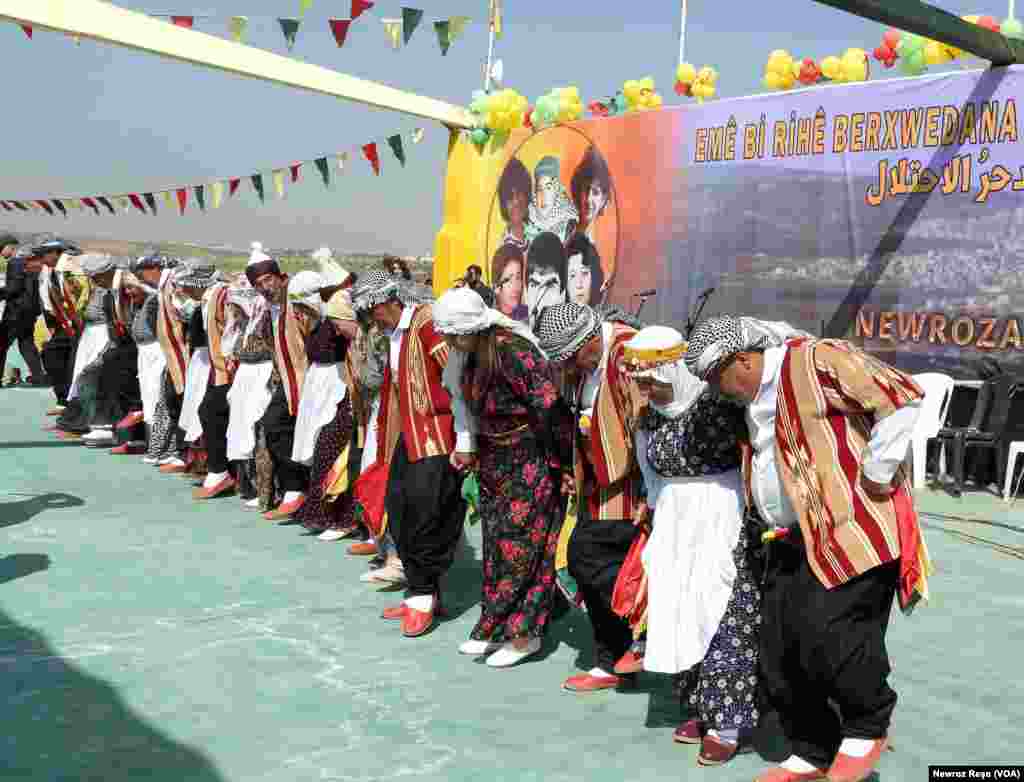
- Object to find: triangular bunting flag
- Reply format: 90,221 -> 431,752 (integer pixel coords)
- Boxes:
362,143 -> 381,176
401,8 -> 423,44
53,200 -> 68,218
228,178 -> 241,197
289,163 -> 302,183
129,194 -> 147,214
9,201 -> 25,212
387,135 -> 405,166
352,0 -> 375,21
176,188 -> 188,215
272,169 -> 286,199
70,199 -> 84,212
382,19 -> 402,50
82,198 -> 100,215
20,25 -> 32,39
329,19 -> 352,48
278,18 -> 300,50
0,202 -> 11,212
314,157 -> 330,187
251,174 -> 265,202
449,15 -> 470,41
162,191 -> 176,210
171,16 -> 194,29
336,152 -> 348,172
97,197 -> 116,215
36,200 -> 54,216
434,20 -> 450,55
144,193 -> 157,215
116,196 -> 131,212
194,185 -> 206,212
298,0 -> 314,17
228,16 -> 248,43
210,181 -> 224,209
411,127 -> 424,144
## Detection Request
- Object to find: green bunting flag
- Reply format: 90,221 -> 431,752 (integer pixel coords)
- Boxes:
314,157 -> 330,187
387,134 -> 405,166
278,18 -> 300,51
434,20 -> 450,55
401,8 -> 423,44
251,174 -> 265,202
228,16 -> 248,43
193,184 -> 206,212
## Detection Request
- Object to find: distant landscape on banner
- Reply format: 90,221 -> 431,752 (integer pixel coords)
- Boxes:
479,66 -> 1024,378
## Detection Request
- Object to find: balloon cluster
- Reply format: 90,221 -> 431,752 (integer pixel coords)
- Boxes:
874,16 -> 1024,76
529,86 -> 584,130
469,88 -> 529,142
623,77 -> 663,112
764,48 -> 867,91
675,63 -> 718,103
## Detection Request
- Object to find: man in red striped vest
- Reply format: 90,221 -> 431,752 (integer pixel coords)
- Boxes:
685,315 -> 932,782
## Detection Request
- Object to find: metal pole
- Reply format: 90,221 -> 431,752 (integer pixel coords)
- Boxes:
678,0 -> 687,66
484,0 -> 496,92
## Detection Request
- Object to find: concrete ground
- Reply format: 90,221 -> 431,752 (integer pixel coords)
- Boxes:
1,356 -> 1022,781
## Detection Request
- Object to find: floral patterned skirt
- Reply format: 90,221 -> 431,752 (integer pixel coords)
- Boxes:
294,399 -> 355,532
471,435 -> 564,644
685,532 -> 761,732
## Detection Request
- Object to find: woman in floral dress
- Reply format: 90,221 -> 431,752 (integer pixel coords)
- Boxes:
433,287 -> 573,668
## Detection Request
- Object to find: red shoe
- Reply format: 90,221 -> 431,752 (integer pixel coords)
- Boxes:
348,541 -> 378,556
754,766 -> 827,782
382,604 -> 406,620
672,718 -> 705,744
401,606 -> 436,637
613,649 -> 644,674
826,738 -> 887,782
193,477 -> 237,500
697,734 -> 739,766
159,462 -> 188,474
561,672 -> 621,692
110,442 -> 146,455
116,410 -> 144,430
262,496 -> 305,521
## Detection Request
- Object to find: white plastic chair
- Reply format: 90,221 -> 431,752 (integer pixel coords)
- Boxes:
1002,442 -> 1024,502
907,373 -> 955,490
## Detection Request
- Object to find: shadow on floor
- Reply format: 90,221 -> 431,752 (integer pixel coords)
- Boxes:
0,493 -> 85,528
0,441 -> 85,449
0,607 -> 226,782
0,554 -> 51,585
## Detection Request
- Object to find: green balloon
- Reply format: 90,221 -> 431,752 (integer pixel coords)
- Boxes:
470,128 -> 489,145
1003,17 -> 1024,39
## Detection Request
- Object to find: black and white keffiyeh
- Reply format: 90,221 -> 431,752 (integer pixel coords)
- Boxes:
535,301 -> 602,363
130,253 -> 179,273
684,314 -> 810,381
349,269 -> 432,314
175,259 -> 219,290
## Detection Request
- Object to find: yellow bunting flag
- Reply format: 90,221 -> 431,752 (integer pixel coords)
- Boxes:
210,181 -> 224,209
70,199 -> 84,212
336,152 -> 348,172
228,16 -> 248,43
298,0 -> 313,17
116,196 -> 131,212
449,15 -> 470,41
272,169 -> 286,199
162,191 -> 175,210
411,128 -> 424,144
382,19 -> 402,50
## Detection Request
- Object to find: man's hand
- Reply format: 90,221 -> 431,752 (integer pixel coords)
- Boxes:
450,451 -> 477,472
633,501 -> 651,528
861,474 -> 895,499
561,472 -> 576,497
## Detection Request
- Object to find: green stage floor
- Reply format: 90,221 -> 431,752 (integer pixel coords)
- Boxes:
1,367 -> 1022,781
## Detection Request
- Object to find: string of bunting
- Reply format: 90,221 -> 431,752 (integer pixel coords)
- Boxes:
0,127 -> 426,219
13,2 -> 472,56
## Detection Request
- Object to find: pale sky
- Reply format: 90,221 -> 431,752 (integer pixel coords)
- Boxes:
0,0 -> 1010,255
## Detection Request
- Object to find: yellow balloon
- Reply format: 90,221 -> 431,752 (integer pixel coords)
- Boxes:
677,62 -> 697,84
821,55 -> 841,80
764,72 -> 782,90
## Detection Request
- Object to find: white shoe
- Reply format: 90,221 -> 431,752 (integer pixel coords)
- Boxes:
458,639 -> 501,656
243,497 -> 261,509
365,563 -> 406,584
142,456 -> 159,465
485,637 -> 542,668
159,457 -> 186,467
317,529 -> 347,542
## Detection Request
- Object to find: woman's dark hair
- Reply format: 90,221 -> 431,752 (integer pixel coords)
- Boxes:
565,233 -> 605,306
491,244 -> 526,286
526,232 -> 568,292
570,146 -> 612,227
464,264 -> 484,286
381,256 -> 411,280
497,158 -> 531,222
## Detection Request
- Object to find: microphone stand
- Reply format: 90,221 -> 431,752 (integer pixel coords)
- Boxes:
633,292 -> 654,319
684,288 -> 715,339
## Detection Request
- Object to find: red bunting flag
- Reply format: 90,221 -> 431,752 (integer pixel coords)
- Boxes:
289,163 -> 302,183
361,143 -> 380,176
129,194 -> 147,214
35,200 -> 54,216
171,16 -> 194,29
0,202 -> 12,212
81,197 -> 100,215
351,0 -> 375,20
329,18 -> 352,47
20,25 -> 32,39
176,187 -> 188,215
228,178 -> 241,197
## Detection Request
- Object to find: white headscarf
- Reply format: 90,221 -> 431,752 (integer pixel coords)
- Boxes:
287,270 -> 324,319
433,286 -> 545,357
312,247 -> 352,287
625,326 -> 707,420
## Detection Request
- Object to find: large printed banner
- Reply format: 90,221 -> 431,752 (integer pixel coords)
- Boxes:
440,66 -> 1024,377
